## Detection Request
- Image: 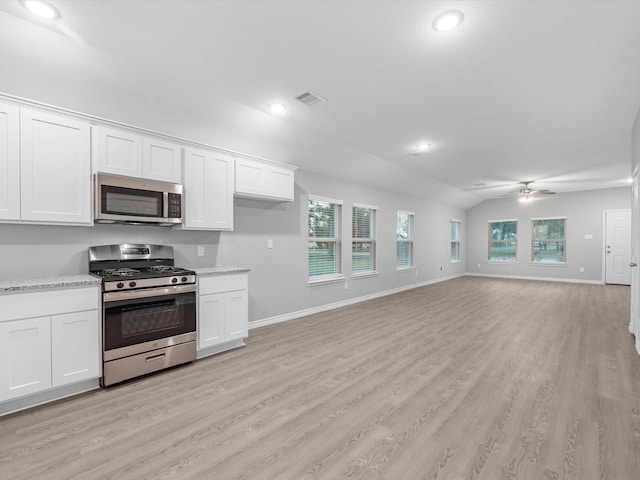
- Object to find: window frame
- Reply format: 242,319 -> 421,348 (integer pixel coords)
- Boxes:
450,219 -> 461,263
308,195 -> 344,284
351,203 -> 378,278
531,216 -> 567,265
396,210 -> 415,270
488,219 -> 518,263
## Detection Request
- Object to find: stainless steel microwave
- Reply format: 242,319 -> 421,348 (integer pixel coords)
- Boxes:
94,173 -> 183,226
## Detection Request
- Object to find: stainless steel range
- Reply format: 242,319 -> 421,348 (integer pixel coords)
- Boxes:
89,244 -> 197,386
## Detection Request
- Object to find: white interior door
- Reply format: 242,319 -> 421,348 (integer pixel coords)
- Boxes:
605,210 -> 632,285
630,169 -> 640,353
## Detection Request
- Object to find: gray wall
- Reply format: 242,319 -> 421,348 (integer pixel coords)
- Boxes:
0,169 -> 466,324
465,188 -> 630,282
206,169 -> 466,322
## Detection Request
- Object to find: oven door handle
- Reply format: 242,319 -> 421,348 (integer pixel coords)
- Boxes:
104,284 -> 197,302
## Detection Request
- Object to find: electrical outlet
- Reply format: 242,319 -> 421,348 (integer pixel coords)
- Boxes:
579,267 -> 584,273
197,245 -> 205,257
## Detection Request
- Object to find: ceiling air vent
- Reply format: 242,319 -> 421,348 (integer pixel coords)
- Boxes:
295,91 -> 326,107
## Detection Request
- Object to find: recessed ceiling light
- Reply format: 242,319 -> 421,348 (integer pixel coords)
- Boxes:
20,0 -> 61,19
627,177 -> 633,184
432,10 -> 464,32
268,103 -> 287,115
416,143 -> 431,151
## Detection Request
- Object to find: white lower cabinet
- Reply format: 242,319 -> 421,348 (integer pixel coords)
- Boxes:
0,316 -> 52,400
197,274 -> 248,353
51,310 -> 100,387
0,286 -> 100,403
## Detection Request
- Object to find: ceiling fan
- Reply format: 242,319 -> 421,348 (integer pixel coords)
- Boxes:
499,181 -> 556,203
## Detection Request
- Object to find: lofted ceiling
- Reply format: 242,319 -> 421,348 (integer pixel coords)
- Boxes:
1,0 -> 640,209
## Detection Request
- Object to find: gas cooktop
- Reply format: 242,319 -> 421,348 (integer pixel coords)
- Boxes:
89,244 -> 196,291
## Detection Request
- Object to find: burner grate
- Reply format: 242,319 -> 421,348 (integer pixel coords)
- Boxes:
103,268 -> 141,277
149,265 -> 176,272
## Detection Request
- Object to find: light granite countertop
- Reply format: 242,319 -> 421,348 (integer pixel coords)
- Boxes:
194,266 -> 250,277
0,275 -> 101,295
0,267 -> 249,294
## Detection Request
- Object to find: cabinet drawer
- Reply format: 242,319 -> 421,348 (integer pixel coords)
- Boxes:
0,287 -> 100,323
198,274 -> 247,295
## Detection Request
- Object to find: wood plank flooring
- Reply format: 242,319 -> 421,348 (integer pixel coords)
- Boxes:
1,276 -> 639,479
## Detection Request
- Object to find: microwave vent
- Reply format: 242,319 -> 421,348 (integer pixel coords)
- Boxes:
295,91 -> 326,107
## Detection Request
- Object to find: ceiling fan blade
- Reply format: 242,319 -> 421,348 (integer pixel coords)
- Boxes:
531,189 -> 555,195
498,192 -> 522,197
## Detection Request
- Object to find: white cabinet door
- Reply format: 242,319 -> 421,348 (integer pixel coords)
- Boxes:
182,147 -> 234,230
197,274 -> 248,351
235,157 -> 295,201
143,137 -> 182,183
51,310 -> 100,387
94,125 -> 143,177
265,163 -> 295,201
225,289 -> 248,341
20,110 -> 91,224
0,103 -> 19,221
198,292 -> 226,349
0,316 -> 52,402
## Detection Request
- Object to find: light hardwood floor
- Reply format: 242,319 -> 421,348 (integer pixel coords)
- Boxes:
1,276 -> 639,479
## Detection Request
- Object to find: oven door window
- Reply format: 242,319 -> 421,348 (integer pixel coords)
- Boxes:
104,292 -> 196,351
101,185 -> 164,218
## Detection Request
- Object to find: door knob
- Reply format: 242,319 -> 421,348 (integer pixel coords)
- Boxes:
631,263 -> 638,267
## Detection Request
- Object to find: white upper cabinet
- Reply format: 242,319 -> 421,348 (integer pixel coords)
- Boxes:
94,126 -> 143,177
143,137 -> 182,183
0,103 -> 19,221
94,126 -> 182,183
181,147 -> 234,230
20,109 -> 92,225
235,157 -> 295,202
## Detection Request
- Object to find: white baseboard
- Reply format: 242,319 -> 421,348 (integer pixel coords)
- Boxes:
464,272 -> 604,285
249,274 -> 464,330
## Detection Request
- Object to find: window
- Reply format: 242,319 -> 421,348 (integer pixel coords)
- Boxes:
396,210 -> 414,269
308,196 -> 342,281
488,220 -> 517,262
450,219 -> 461,262
532,217 -> 566,263
352,204 -> 377,275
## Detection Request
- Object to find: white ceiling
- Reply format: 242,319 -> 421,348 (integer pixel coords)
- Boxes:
1,0 -> 640,209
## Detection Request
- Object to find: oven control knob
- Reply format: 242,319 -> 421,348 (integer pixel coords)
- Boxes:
181,276 -> 188,283
129,281 -> 137,288
172,277 -> 178,284
117,282 -> 124,289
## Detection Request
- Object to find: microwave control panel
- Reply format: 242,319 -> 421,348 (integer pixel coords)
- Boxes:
168,193 -> 182,218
